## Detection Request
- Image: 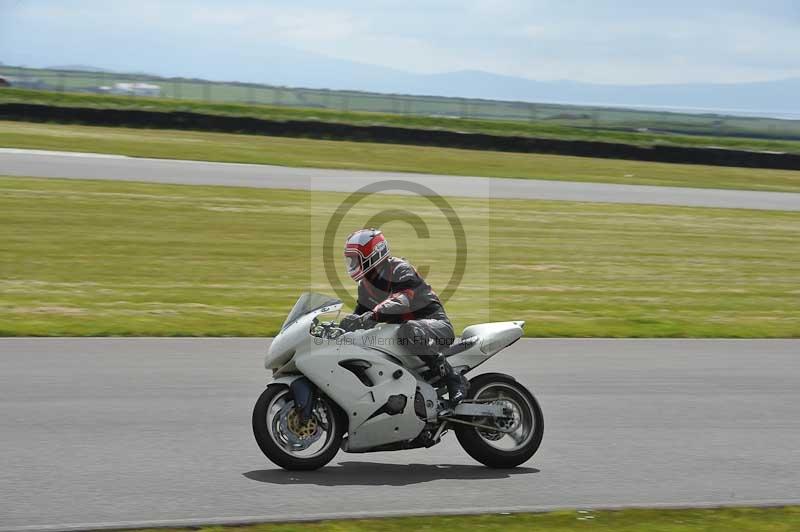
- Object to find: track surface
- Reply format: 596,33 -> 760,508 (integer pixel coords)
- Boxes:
1,338 -> 798,531
2,148 -> 800,210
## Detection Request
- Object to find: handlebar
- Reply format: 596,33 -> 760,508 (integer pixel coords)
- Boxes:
310,319 -> 346,339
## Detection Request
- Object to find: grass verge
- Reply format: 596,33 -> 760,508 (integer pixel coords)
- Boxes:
112,506 -> 800,531
3,121 -> 800,192
1,176 -> 798,337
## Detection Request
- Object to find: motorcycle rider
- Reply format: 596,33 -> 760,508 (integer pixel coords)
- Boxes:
339,228 -> 467,404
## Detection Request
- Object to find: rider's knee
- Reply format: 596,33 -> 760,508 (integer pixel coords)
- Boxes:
398,321 -> 427,355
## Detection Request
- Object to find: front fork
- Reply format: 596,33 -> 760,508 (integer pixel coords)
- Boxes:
289,377 -> 316,421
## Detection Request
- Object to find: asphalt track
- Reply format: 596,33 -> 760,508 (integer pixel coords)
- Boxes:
1,338 -> 798,531
2,148 -> 800,210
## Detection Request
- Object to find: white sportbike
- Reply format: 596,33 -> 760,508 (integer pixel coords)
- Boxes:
253,292 -> 543,470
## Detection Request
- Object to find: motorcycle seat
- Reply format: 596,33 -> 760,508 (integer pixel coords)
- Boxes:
441,335 -> 479,358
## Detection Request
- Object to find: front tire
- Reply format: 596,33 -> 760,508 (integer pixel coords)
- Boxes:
455,373 -> 544,468
252,384 -> 345,471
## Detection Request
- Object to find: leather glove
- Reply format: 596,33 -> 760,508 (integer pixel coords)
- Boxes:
357,310 -> 377,330
340,311 -> 377,331
339,313 -> 361,331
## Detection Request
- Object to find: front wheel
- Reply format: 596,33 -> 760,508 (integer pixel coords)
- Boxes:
252,384 -> 345,470
455,373 -> 544,468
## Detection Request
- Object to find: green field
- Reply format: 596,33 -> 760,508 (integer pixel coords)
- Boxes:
1,176 -> 798,337
114,506 -> 800,532
4,85 -> 800,155
4,121 -> 800,193
5,64 -> 800,144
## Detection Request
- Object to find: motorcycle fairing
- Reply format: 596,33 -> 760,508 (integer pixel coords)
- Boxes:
295,337 -> 425,452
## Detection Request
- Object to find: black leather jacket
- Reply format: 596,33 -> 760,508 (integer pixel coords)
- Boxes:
354,257 -> 449,323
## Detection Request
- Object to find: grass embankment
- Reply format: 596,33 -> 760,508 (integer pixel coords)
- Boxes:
4,87 -> 800,154
3,121 -> 800,193
1,176 -> 798,337
112,506 -> 800,532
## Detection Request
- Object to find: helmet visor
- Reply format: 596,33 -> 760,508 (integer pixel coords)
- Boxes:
345,252 -> 362,278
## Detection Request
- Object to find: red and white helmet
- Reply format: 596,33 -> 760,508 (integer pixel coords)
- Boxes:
344,229 -> 390,281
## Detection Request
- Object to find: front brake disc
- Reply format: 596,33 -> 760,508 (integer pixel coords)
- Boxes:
279,405 -> 323,450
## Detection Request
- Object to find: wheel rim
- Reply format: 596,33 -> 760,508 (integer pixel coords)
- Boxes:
471,382 -> 536,452
265,388 -> 337,459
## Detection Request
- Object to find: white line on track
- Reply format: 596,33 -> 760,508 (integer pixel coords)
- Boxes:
0,148 -> 131,159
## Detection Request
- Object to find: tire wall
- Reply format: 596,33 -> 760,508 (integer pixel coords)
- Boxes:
4,103 -> 800,170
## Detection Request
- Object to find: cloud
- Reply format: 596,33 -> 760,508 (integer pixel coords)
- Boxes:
1,0 -> 799,84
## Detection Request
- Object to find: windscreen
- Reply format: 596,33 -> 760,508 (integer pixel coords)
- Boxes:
281,292 -> 341,331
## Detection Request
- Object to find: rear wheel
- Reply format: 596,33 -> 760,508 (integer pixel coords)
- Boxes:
252,384 -> 345,470
455,373 -> 543,468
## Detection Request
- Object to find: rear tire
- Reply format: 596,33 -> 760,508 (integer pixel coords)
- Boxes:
455,373 -> 543,468
252,384 -> 345,471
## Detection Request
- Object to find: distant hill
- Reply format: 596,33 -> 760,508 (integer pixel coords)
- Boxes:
404,71 -> 800,116
8,44 -> 799,116
46,65 -> 114,73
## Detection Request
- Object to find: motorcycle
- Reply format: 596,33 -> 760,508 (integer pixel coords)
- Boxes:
252,292 -> 543,470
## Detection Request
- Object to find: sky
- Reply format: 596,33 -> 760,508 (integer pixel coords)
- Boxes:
1,0 -> 799,85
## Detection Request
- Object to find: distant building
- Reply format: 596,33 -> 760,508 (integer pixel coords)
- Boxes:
103,82 -> 161,96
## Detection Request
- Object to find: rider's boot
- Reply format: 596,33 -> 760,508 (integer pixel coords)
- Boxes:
436,355 -> 467,406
